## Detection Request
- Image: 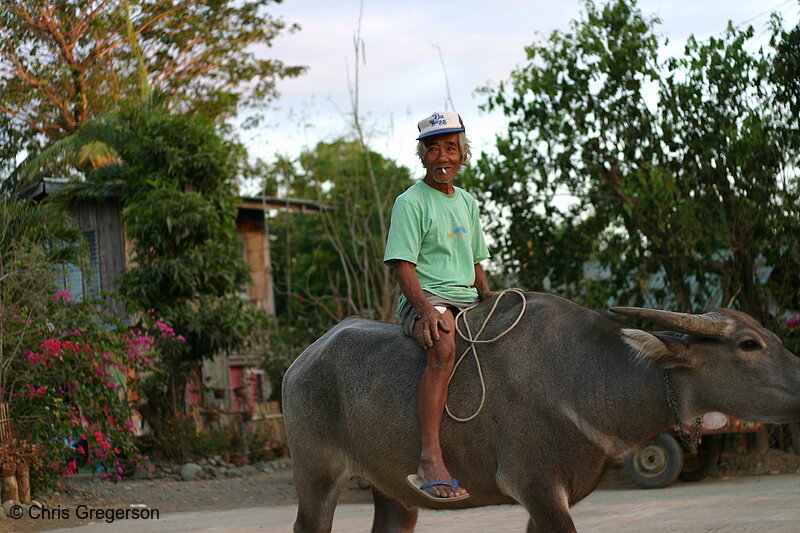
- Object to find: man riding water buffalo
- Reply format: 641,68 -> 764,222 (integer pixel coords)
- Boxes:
283,114 -> 800,532
384,111 -> 496,501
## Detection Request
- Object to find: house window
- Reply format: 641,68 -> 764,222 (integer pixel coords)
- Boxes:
54,230 -> 101,301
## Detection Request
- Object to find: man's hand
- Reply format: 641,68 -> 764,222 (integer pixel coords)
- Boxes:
415,307 -> 451,350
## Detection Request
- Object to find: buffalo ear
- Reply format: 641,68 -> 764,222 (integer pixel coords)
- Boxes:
620,329 -> 695,369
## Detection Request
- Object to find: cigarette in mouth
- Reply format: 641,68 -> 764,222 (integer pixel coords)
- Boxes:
440,168 -> 447,175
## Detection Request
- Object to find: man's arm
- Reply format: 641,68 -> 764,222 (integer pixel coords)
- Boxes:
473,263 -> 496,300
394,260 -> 450,349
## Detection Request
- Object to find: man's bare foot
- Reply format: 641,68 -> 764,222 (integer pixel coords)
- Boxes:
417,458 -> 468,499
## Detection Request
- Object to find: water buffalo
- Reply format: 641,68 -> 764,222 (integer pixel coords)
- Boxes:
282,291 -> 800,532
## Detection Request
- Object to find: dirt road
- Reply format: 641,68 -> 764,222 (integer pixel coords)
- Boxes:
17,474 -> 800,533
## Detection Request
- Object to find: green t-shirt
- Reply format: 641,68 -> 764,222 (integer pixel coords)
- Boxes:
384,181 -> 490,317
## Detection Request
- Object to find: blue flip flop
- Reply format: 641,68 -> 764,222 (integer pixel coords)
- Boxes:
406,474 -> 470,502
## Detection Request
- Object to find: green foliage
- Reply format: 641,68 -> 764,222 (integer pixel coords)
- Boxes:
248,432 -> 285,462
261,324 -> 317,402
474,0 -> 800,331
151,417 -> 202,464
189,427 -> 234,460
150,416 -> 283,463
112,106 -> 266,374
270,139 -> 412,321
261,139 -> 413,390
0,0 -> 304,181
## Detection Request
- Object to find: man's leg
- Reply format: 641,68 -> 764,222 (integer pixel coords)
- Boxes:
413,308 -> 467,499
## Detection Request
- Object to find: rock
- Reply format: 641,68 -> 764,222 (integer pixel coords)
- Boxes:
180,463 -> 203,481
2,501 -> 16,515
240,465 -> 258,476
273,459 -> 291,470
132,467 -> 153,480
30,500 -> 43,509
0,508 -> 7,521
203,466 -> 219,478
224,467 -> 243,478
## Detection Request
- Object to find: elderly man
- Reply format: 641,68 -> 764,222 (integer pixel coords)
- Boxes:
384,111 -> 495,502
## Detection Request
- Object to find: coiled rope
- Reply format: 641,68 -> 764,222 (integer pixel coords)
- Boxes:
445,288 -> 527,422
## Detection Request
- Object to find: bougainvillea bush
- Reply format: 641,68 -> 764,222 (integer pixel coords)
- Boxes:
0,291 -> 181,494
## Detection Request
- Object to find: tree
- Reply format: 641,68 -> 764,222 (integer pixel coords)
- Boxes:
472,0 -> 800,332
260,139 -> 412,398
275,140 -> 411,322
0,0 -> 304,177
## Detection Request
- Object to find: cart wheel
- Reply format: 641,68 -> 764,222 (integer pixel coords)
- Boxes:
623,433 -> 683,489
679,434 -> 721,482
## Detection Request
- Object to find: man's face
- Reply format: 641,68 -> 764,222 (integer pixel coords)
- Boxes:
423,133 -> 464,184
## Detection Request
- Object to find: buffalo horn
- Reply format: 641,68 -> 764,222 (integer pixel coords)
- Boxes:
610,307 -> 730,338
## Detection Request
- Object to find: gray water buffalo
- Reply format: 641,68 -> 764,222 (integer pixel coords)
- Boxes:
282,291 -> 800,532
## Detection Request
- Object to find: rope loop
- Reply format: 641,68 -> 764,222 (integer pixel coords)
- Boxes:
445,288 -> 527,422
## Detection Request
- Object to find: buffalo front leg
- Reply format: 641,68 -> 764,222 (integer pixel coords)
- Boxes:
371,487 -> 418,533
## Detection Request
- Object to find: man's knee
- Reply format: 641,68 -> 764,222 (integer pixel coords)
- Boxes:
427,338 -> 456,370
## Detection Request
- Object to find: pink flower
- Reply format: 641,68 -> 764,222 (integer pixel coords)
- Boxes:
53,290 -> 71,303
24,384 -> 48,398
154,320 -> 174,334
25,351 -> 45,365
41,338 -> 62,356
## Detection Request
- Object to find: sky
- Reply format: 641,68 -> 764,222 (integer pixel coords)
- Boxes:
237,0 -> 800,187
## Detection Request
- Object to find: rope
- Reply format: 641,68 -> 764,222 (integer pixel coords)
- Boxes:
445,288 -> 527,422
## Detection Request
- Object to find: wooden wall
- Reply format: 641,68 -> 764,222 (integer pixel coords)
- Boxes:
70,197 -> 127,317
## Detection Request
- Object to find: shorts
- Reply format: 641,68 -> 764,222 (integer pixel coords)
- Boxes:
399,291 -> 479,337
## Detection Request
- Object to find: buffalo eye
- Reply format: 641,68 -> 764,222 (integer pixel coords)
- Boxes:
738,339 -> 762,352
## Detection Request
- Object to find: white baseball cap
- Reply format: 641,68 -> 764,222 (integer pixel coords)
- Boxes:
416,111 -> 465,140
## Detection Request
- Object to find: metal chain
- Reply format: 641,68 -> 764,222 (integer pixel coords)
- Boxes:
664,369 -> 702,455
